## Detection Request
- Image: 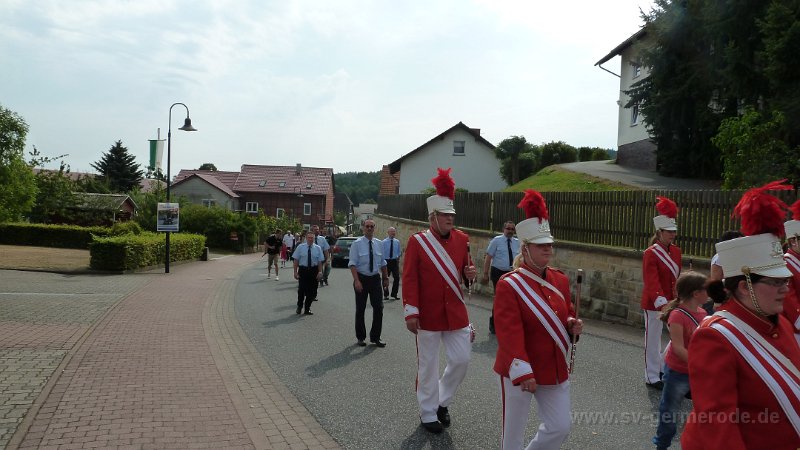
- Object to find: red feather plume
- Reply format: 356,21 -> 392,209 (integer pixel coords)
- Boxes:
733,180 -> 792,237
790,199 -> 800,220
655,196 -> 678,219
431,167 -> 455,200
517,189 -> 549,220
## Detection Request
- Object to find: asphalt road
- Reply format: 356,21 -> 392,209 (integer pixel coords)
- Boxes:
236,262 -> 688,449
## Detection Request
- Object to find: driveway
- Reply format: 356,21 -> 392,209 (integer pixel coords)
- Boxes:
559,160 -> 721,190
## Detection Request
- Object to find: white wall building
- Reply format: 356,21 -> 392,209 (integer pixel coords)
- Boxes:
595,28 -> 657,170
387,122 -> 506,194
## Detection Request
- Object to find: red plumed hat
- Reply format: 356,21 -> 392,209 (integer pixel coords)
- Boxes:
431,167 -> 455,200
733,179 -> 792,237
517,189 -> 549,220
655,196 -> 678,219
790,199 -> 800,220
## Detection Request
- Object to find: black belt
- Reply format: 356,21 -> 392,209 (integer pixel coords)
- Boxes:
358,273 -> 381,279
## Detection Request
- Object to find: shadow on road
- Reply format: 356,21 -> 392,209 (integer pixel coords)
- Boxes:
399,425 -> 455,449
471,334 -> 498,357
305,344 -> 378,378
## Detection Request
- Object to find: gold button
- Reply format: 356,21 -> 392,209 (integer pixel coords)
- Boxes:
772,333 -> 779,338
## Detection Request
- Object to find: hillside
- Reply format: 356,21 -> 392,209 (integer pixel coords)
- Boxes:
505,166 -> 636,192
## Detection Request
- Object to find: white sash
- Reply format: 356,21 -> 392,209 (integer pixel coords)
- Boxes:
651,244 -> 679,280
413,231 -> 465,304
785,252 -> 800,274
710,311 -> 800,434
517,267 -> 565,302
504,273 -> 570,360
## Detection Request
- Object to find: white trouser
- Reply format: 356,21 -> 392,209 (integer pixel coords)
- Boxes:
643,309 -> 664,383
415,327 -> 471,423
499,376 -> 571,450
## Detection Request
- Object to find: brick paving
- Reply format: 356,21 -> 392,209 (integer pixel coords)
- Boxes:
2,255 -> 339,449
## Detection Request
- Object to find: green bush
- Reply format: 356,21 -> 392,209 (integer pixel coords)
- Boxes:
0,222 -> 112,249
540,141 -> 578,167
89,231 -> 206,271
110,221 -> 143,236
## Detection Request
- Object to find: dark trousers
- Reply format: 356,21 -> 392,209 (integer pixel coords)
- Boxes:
355,274 -> 384,342
490,267 -> 511,320
383,259 -> 400,297
298,266 -> 319,311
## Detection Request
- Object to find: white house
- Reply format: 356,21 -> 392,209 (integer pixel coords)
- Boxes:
595,28 -> 657,171
387,122 -> 506,194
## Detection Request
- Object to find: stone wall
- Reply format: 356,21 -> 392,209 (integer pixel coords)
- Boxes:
373,214 -> 707,328
617,139 -> 657,171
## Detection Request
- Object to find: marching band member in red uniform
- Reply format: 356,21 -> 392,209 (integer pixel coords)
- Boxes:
642,196 -> 682,389
783,200 -> 800,345
402,168 -> 477,434
682,181 -> 800,450
494,190 -> 583,450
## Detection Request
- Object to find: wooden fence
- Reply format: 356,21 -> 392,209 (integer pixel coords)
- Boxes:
376,189 -> 800,258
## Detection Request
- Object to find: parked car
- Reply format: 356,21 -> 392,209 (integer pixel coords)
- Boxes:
331,237 -> 357,268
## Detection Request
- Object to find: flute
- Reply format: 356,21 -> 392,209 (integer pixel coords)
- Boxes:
569,269 -> 584,374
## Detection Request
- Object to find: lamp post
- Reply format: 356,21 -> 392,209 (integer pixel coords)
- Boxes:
165,102 -> 197,273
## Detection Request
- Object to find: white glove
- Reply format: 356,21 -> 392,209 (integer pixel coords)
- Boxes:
654,296 -> 668,309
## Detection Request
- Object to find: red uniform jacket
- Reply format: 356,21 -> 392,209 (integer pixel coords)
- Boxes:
402,228 -> 471,331
783,249 -> 800,332
493,266 -> 575,386
641,242 -> 681,311
681,299 -> 800,450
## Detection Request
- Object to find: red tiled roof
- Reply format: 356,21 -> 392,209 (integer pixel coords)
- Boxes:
235,164 -> 333,196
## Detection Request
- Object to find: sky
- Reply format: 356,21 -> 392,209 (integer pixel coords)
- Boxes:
0,0 -> 654,176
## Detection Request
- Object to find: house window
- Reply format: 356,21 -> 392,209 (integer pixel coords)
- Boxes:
278,181 -> 286,187
276,208 -> 285,218
632,62 -> 642,79
303,203 -> 311,215
631,103 -> 640,126
306,183 -> 312,189
453,141 -> 465,155
258,180 -> 267,187
246,202 -> 259,213
202,199 -> 216,208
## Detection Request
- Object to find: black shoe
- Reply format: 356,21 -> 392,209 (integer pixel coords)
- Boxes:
357,340 -> 367,347
304,310 -> 313,315
371,340 -> 387,348
392,296 -> 400,300
646,381 -> 664,390
296,307 -> 302,315
436,406 -> 451,427
384,295 -> 390,300
421,421 -> 443,433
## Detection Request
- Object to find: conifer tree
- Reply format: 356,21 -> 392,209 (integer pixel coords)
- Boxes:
91,140 -> 144,193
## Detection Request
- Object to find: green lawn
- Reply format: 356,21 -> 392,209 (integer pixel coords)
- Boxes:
505,166 -> 637,192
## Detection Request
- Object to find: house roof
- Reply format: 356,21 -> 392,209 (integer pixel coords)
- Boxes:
595,27 -> 647,66
73,193 -> 137,210
234,164 -> 333,196
139,178 -> 166,193
174,170 -> 241,190
170,173 -> 240,198
388,122 -> 496,174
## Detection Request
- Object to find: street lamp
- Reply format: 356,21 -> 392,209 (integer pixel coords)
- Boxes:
165,102 -> 197,273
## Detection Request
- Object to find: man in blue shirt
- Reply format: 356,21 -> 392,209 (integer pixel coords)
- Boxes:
481,220 -> 520,334
382,227 -> 402,300
349,219 -> 390,347
292,232 -> 325,315
312,225 -> 331,287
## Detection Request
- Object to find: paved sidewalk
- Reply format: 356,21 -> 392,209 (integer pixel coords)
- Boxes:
559,160 -> 721,190
3,255 -> 339,449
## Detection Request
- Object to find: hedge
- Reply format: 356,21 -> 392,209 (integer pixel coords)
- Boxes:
90,232 -> 206,271
0,222 -> 113,249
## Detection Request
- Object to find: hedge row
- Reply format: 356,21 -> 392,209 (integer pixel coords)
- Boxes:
0,222 -> 113,249
90,232 -> 206,271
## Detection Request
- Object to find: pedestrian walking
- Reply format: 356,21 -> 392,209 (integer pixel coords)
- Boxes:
402,168 -> 477,434
642,197 -> 682,390
652,272 -> 711,450
481,220 -> 520,334
281,230 -> 294,267
263,229 -> 283,280
349,219 -> 389,347
292,232 -> 324,315
382,227 -> 402,300
682,180 -> 800,449
493,189 -> 583,450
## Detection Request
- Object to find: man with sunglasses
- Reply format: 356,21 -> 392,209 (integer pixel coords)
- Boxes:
482,221 -> 520,334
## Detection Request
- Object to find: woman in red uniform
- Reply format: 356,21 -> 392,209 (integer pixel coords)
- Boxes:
682,181 -> 800,450
494,190 -> 583,450
642,196 -> 682,389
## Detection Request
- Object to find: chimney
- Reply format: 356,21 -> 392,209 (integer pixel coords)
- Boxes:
295,163 -> 301,175
470,128 -> 480,136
